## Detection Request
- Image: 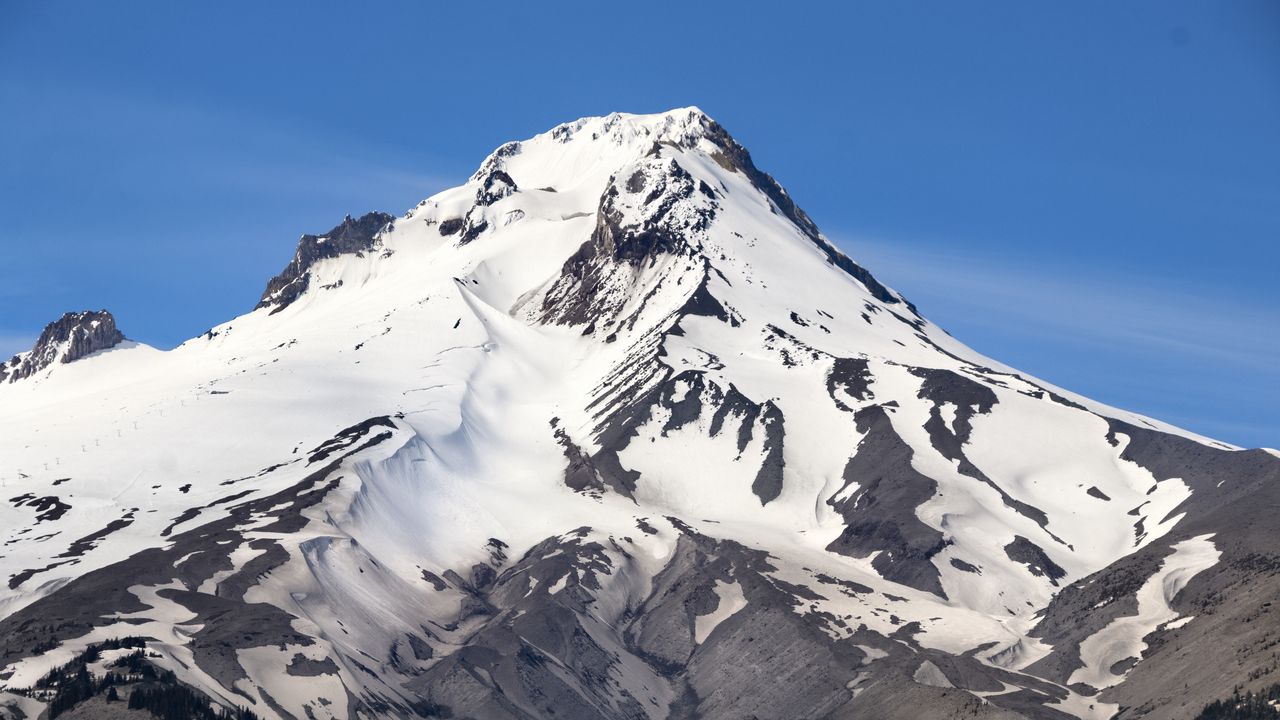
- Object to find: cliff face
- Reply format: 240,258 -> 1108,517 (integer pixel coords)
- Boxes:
1,310 -> 125,383
256,211 -> 394,313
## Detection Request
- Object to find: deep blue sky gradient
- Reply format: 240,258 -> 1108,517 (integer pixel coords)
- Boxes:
1,2 -> 1277,447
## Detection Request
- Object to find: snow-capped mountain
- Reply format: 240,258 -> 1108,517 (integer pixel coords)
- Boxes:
0,108 -> 1276,720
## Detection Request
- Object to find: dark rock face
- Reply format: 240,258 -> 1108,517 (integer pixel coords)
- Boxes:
2,310 -> 125,383
257,211 -> 393,313
751,401 -> 786,505
827,357 -> 875,410
540,157 -> 715,328
826,405 -> 949,597
438,165 -> 521,247
475,168 -> 518,207
593,160 -> 710,264
285,653 -> 340,677
911,367 -> 997,449
1004,536 -> 1066,585
307,415 -> 396,464
672,267 -> 736,328
555,426 -> 614,497
437,217 -> 464,236
458,215 -> 489,245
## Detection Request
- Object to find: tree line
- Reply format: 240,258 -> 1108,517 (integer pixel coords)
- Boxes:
1196,683 -> 1280,719
30,637 -> 258,720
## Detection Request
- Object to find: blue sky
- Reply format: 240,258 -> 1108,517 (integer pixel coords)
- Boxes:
1,1 -> 1277,447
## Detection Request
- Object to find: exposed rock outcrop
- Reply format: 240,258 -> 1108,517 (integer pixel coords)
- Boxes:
540,157 -> 715,328
2,310 -> 125,382
257,211 -> 393,313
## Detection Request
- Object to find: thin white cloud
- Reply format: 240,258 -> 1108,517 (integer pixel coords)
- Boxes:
7,78 -> 462,213
196,160 -> 455,209
839,233 -> 1280,371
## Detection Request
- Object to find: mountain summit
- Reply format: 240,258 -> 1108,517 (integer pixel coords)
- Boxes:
0,109 -> 1276,720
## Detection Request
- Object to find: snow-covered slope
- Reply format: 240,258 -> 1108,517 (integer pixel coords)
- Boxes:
0,108 -> 1275,720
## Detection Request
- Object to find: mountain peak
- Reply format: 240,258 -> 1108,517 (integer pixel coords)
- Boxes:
546,106 -> 714,146
444,108 -> 915,317
0,108 -> 1272,720
1,309 -> 125,383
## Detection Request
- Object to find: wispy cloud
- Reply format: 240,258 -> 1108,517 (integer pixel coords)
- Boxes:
834,231 -> 1280,449
6,78 -> 463,213
195,160 -> 455,210
838,233 -> 1280,371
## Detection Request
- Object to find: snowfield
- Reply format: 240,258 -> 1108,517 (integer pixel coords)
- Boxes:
0,108 -> 1274,720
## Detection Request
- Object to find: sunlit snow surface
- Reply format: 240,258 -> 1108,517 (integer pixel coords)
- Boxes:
1069,535 -> 1220,691
0,108 -> 1231,719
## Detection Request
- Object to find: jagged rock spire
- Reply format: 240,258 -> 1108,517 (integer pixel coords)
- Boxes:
2,310 -> 125,382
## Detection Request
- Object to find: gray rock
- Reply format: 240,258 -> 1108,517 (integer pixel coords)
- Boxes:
257,211 -> 393,312
826,405 -> 949,597
3,310 -> 124,382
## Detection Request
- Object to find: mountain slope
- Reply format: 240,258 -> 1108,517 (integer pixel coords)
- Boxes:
0,108 -> 1274,720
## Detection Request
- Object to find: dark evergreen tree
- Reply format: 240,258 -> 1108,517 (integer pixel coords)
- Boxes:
1196,684 -> 1280,719
127,684 -> 258,720
31,637 -> 254,720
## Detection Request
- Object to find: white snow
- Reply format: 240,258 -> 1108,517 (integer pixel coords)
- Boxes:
1069,534 -> 1220,690
913,660 -> 954,688
693,579 -> 747,644
0,107 -> 1242,720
